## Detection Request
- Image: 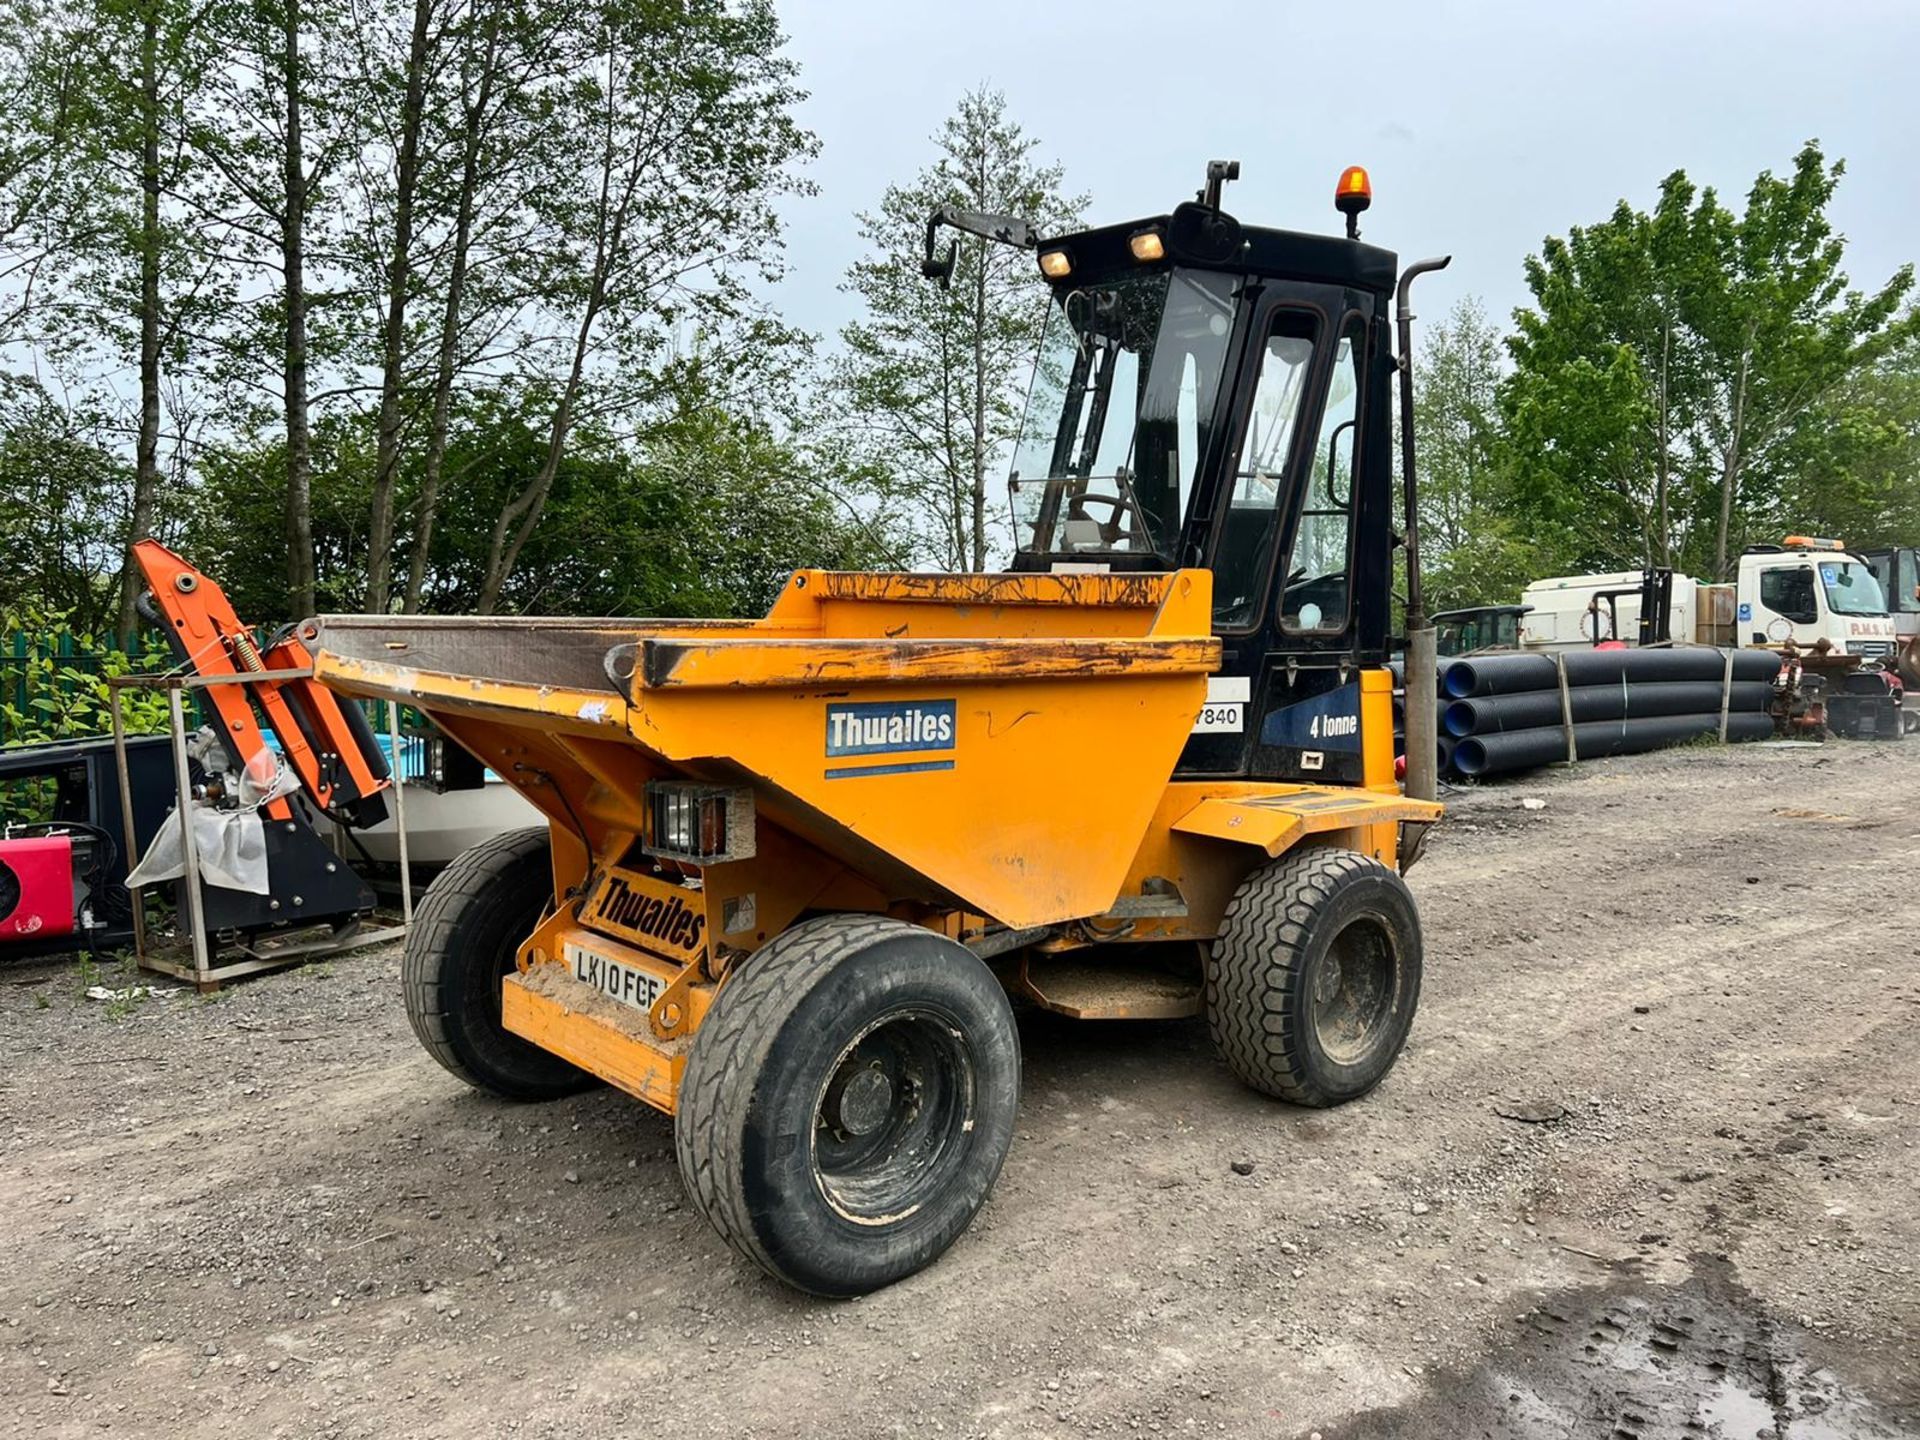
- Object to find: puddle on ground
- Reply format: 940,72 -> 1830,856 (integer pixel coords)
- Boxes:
1337,1256 -> 1918,1438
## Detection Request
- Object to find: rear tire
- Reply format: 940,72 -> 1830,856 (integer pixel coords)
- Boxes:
1206,846 -> 1422,1107
675,915 -> 1020,1297
402,826 -> 594,1101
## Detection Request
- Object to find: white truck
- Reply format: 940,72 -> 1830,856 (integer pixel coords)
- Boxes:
1519,537 -> 1899,658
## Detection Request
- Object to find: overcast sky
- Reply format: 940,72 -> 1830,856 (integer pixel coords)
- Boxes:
769,0 -> 1918,343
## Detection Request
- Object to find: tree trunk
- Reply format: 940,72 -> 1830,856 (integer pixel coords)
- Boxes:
116,7 -> 164,646
404,5 -> 500,613
476,326 -> 588,614
280,0 -> 315,619
1654,318 -> 1672,569
1713,350 -> 1750,581
478,110 -> 633,613
968,214 -> 989,572
365,0 -> 434,613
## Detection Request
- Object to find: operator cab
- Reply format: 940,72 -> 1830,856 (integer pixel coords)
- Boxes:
1433,604 -> 1532,657
949,162 -> 1414,785
1858,546 -> 1920,640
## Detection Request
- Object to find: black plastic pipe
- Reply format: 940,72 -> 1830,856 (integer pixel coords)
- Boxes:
1442,647 -> 1781,700
1453,712 -> 1775,778
1444,680 -> 1773,738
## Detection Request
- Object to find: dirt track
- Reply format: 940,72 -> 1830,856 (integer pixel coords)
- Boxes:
2,741 -> 1917,1439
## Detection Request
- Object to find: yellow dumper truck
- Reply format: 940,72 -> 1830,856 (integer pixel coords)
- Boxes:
305,162 -> 1449,1295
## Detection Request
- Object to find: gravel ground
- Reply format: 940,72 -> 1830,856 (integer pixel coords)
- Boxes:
1,741 -> 1917,1439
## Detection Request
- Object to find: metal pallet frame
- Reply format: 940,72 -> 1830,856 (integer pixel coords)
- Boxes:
107,670 -> 413,991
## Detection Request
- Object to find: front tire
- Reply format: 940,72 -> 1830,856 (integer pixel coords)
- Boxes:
402,826 -> 594,1101
675,914 -> 1020,1297
1206,847 -> 1422,1107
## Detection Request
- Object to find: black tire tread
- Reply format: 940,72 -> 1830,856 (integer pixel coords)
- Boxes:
1205,846 -> 1409,1107
674,913 -> 919,1279
401,825 -> 590,1099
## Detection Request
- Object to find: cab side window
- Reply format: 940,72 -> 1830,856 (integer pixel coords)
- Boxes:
1280,320 -> 1363,634
1211,311 -> 1318,629
1760,566 -> 1816,624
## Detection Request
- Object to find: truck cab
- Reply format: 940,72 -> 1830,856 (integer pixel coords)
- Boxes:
1738,537 -> 1897,658
1857,546 -> 1920,643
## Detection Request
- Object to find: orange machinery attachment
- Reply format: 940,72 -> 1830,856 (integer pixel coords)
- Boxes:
134,540 -> 392,827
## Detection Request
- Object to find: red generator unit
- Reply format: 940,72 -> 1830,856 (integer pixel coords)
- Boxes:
0,833 -> 85,944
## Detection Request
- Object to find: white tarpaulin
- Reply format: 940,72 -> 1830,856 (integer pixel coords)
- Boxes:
124,730 -> 302,896
126,802 -> 271,894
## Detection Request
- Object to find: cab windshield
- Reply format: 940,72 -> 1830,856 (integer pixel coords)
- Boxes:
1820,560 -> 1888,617
1008,268 -> 1237,561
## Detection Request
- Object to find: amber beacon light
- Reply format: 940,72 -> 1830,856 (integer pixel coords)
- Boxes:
1335,165 -> 1372,239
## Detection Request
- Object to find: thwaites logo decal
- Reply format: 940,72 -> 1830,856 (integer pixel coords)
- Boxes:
1261,682 -> 1364,754
825,699 -> 956,779
586,867 -> 707,959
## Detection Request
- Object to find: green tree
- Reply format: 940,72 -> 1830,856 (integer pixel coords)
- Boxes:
347,0 -> 583,613
837,88 -> 1083,570
0,0 -> 88,346
1678,148 -> 1915,572
1413,296 -> 1535,607
1773,330 -> 1920,548
0,377 -> 141,633
1502,181 -> 1699,570
472,0 -> 814,613
1,0 -> 227,641
1503,142 -> 1916,580
182,0 -> 369,619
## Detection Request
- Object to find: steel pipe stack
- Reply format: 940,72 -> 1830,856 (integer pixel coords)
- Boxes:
1397,648 -> 1781,780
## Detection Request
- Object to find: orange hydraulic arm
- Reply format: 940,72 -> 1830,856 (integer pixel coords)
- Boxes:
134,540 -> 391,826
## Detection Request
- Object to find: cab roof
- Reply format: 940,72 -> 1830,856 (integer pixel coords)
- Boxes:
1041,202 -> 1398,294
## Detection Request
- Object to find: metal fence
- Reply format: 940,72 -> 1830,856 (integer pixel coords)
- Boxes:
1,630 -> 175,746
3,628 -> 441,770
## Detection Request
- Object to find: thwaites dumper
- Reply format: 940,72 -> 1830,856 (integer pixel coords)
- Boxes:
306,162 -> 1451,1296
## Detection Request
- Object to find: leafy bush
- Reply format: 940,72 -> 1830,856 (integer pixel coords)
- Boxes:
1,612 -> 172,747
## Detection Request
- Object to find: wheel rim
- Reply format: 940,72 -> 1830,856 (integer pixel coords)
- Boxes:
1310,919 -> 1397,1065
812,1008 -> 976,1225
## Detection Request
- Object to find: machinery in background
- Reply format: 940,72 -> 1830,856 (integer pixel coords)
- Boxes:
1520,566 -> 1726,649
1432,604 -> 1531,657
337,726 -> 541,878
0,734 -> 174,958
1511,540 -> 1904,741
1521,539 -> 1896,657
0,542 -> 403,982
1768,640 -> 1907,741
1857,546 -> 1920,732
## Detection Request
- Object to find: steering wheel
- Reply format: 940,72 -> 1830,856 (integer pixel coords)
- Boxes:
1064,492 -> 1141,548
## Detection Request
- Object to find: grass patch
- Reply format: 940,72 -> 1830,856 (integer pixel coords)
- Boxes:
102,989 -> 147,1021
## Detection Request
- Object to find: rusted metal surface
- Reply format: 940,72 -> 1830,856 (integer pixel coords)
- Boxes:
1015,951 -> 1203,1020
1171,790 -> 1444,859
638,636 -> 1221,690
503,967 -> 688,1113
806,570 -> 1180,609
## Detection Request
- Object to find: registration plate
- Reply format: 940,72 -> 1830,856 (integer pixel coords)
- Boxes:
564,939 -> 665,1016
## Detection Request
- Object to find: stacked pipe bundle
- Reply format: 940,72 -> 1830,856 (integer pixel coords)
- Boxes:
1445,649 -> 1779,777
1399,649 -> 1779,779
